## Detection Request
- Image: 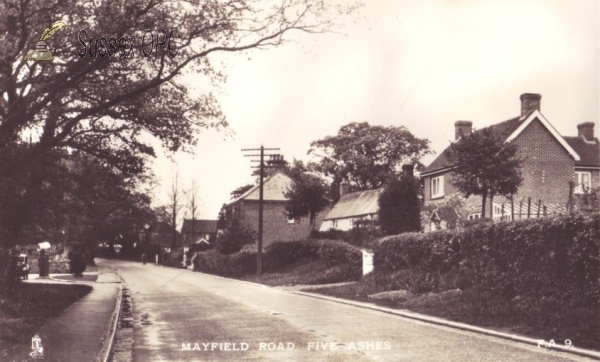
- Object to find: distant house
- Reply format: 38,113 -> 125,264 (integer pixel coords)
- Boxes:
319,181 -> 381,231
146,221 -> 180,250
223,171 -> 324,246
181,219 -> 218,246
421,93 -> 599,228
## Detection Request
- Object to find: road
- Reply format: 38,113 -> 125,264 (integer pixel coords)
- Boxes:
102,259 -> 592,362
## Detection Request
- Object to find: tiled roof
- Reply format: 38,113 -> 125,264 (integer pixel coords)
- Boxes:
181,219 -> 218,234
422,116 -> 522,175
422,115 -> 599,175
563,137 -> 600,167
228,172 -> 292,205
324,189 -> 381,220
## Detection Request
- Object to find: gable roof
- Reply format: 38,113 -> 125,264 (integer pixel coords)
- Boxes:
324,189 -> 381,220
505,110 -> 579,161
422,111 -> 593,176
227,171 -> 292,206
181,219 -> 218,234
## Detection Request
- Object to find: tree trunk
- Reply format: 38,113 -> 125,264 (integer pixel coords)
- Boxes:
481,190 -> 488,219
489,194 -> 494,222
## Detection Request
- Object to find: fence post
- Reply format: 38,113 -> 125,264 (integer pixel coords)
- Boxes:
537,199 -> 542,218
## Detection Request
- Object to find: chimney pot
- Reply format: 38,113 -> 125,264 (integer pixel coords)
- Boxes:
454,121 -> 473,140
577,122 -> 595,141
520,93 -> 541,119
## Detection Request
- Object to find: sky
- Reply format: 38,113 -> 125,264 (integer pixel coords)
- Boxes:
150,0 -> 599,224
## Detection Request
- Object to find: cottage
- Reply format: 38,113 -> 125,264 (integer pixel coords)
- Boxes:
319,181 -> 381,231
421,93 -> 599,227
222,171 -> 321,246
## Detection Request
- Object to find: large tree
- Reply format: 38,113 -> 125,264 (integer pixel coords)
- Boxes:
284,160 -> 330,229
446,128 -> 523,219
378,169 -> 421,235
0,0 -> 354,244
308,122 -> 431,201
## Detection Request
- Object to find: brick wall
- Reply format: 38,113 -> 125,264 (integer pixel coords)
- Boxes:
512,118 -> 574,204
423,171 -> 460,202
239,201 -> 313,246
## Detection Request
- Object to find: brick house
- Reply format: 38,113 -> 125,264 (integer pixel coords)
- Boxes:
180,219 -> 218,246
223,171 -> 323,246
421,93 -> 599,228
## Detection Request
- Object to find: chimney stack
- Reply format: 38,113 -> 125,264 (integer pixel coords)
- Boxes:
520,93 -> 541,119
454,121 -> 472,140
339,180 -> 349,198
577,122 -> 595,141
266,154 -> 286,176
401,164 -> 414,177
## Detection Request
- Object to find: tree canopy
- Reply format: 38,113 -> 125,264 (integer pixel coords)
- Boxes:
308,122 -> 431,201
284,160 -> 330,229
0,0 -> 355,244
446,128 -> 523,218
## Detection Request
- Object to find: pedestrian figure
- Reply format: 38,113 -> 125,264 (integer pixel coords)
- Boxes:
142,253 -> 147,265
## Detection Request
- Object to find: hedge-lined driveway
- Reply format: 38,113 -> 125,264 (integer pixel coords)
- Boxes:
104,259 -> 592,362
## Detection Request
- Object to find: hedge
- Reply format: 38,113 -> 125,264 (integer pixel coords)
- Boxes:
373,213 -> 600,344
374,213 -> 600,298
192,238 -> 362,281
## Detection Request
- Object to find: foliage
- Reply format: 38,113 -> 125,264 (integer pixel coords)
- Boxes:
68,252 -> 87,276
378,173 -> 421,235
421,193 -> 467,231
230,184 -> 254,200
308,122 -> 431,201
0,0 -> 356,246
284,160 -> 331,229
373,214 -> 600,348
310,222 -> 380,248
214,219 -> 257,255
573,187 -> 600,214
194,238 -> 362,282
446,128 -> 523,218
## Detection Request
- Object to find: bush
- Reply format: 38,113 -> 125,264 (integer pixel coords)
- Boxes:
193,238 -> 363,282
215,219 -> 256,255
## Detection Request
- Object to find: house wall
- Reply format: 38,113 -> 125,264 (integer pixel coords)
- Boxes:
512,118 -> 575,205
237,201 -> 313,246
320,214 -> 376,232
422,171 -> 460,203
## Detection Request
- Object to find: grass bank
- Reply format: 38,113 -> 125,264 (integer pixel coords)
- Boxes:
0,283 -> 92,359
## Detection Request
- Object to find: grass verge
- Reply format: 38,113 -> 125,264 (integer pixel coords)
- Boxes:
242,258 -> 359,286
308,273 -> 600,351
0,283 -> 92,358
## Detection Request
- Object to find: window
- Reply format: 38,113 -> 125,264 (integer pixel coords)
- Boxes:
575,172 -> 591,194
468,213 -> 481,220
431,176 -> 444,198
332,220 -> 338,228
286,213 -> 296,224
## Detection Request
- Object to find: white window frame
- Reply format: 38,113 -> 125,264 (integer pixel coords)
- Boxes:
286,213 -> 296,224
575,171 -> 592,194
431,176 -> 445,198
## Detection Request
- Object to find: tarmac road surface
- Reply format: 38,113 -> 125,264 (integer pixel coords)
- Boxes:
103,259 -> 593,362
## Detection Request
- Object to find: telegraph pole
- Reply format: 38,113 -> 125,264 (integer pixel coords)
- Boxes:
242,146 -> 280,276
